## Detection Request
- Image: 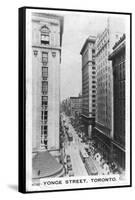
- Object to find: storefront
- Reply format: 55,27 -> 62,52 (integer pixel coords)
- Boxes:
93,128 -> 113,162
112,142 -> 125,169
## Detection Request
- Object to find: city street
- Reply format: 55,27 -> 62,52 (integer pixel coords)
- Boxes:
65,141 -> 88,176
61,113 -> 106,176
62,114 -> 88,176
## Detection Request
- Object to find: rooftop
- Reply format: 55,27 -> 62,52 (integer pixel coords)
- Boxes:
112,34 -> 125,50
109,34 -> 125,60
80,35 -> 96,55
32,12 -> 64,46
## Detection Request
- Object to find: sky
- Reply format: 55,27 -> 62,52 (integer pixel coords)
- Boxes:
57,11 -> 125,100
60,12 -> 106,100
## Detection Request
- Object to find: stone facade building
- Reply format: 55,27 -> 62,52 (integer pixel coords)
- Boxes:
94,18 -> 125,161
109,34 -> 126,169
80,36 -> 96,138
32,12 -> 64,156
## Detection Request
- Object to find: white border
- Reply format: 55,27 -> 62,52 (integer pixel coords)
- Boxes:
25,8 -> 131,192
26,9 -> 32,191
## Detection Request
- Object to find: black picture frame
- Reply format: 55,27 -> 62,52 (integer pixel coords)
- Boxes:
19,6 -> 132,193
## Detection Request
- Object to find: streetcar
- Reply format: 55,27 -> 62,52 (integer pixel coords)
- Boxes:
85,157 -> 98,175
79,147 -> 89,163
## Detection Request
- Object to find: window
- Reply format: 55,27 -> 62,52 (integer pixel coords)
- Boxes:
41,110 -> 48,122
41,34 -> 49,44
42,96 -> 48,108
41,125 -> 47,135
92,90 -> 96,93
42,67 -> 48,80
44,140 -> 48,145
42,81 -> 48,95
42,52 -> 48,65
42,96 -> 48,101
44,111 -> 48,120
41,111 -> 43,121
41,25 -> 50,45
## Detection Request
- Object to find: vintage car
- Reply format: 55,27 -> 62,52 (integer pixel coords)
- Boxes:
68,170 -> 74,177
67,163 -> 72,171
66,155 -> 71,163
85,157 -> 98,175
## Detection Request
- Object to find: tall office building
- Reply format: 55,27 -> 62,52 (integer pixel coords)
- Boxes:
109,34 -> 126,169
80,36 -> 96,138
94,18 -> 124,161
32,12 -> 64,155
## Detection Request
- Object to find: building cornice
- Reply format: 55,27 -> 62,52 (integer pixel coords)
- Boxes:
70,97 -> 82,99
113,34 -> 125,50
109,34 -> 125,60
108,40 -> 125,60
95,127 -> 125,152
112,140 -> 125,152
32,45 -> 62,51
81,114 -> 94,120
80,36 -> 96,55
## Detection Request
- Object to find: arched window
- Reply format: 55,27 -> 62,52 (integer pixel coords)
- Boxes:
41,25 -> 50,45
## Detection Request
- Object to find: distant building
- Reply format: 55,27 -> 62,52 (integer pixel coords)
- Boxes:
60,98 -> 71,116
70,96 -> 82,117
32,12 -> 64,155
94,18 -> 125,161
109,34 -> 126,169
80,36 -> 96,138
